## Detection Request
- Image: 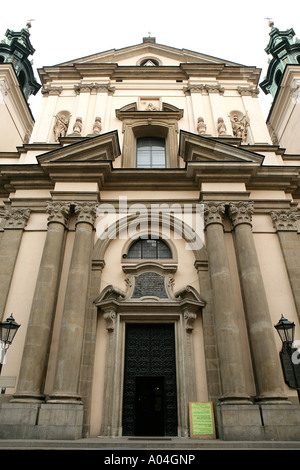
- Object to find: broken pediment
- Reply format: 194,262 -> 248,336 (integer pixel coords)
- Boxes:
179,130 -> 264,164
116,101 -> 183,120
37,131 -> 120,164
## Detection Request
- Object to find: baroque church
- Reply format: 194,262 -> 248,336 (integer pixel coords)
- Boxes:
0,21 -> 300,442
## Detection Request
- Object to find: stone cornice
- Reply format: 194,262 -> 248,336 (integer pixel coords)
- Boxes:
38,63 -> 261,87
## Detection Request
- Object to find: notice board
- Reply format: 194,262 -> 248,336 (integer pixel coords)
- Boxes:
189,402 -> 216,439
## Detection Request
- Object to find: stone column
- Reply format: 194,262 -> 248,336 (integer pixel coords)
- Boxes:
229,201 -> 287,402
204,202 -> 250,403
13,202 -> 71,402
48,201 -> 98,403
0,207 -> 30,317
270,209 -> 300,321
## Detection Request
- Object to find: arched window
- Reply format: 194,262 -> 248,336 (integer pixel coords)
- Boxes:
127,238 -> 172,259
136,137 -> 166,168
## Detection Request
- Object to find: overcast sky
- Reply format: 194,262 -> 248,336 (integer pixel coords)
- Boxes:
1,0 -> 299,119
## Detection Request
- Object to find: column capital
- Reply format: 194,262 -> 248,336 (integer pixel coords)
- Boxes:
204,201 -> 225,228
74,202 -> 99,227
46,201 -> 71,227
270,210 -> 299,232
229,201 -> 254,228
3,207 -> 31,229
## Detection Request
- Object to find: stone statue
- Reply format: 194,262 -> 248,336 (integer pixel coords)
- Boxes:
230,113 -> 250,142
217,117 -> 226,136
73,117 -> 82,135
145,102 -> 159,111
197,117 -> 207,135
93,116 -> 102,134
54,114 -> 69,141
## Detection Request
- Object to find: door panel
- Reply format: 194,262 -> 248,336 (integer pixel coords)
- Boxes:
122,323 -> 177,436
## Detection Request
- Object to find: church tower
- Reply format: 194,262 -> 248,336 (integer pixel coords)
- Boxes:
0,22 -> 40,151
260,21 -> 300,153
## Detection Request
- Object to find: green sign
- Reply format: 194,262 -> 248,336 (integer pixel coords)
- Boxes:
189,402 -> 216,439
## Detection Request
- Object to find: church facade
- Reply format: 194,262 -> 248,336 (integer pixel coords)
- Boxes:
0,24 -> 300,441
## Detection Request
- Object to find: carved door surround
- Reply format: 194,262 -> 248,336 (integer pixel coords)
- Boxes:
94,261 -> 205,437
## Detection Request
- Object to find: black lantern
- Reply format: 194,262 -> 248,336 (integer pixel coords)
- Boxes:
0,314 -> 20,346
274,315 -> 300,402
274,315 -> 295,346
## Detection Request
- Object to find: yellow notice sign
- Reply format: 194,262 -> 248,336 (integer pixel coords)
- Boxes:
189,402 -> 216,439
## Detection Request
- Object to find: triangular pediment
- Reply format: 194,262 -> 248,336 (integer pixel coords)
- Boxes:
37,131 -> 120,164
179,131 -> 264,164
57,40 -> 244,67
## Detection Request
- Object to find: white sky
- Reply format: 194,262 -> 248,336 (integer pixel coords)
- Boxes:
1,0 -> 300,119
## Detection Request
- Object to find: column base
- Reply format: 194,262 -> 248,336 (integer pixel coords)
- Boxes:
217,401 -> 300,441
11,392 -> 45,403
0,402 -> 83,440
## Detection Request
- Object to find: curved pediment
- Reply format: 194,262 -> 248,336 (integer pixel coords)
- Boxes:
116,101 -> 183,120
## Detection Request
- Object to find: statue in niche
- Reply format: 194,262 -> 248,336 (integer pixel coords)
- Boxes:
54,114 -> 69,141
197,117 -> 207,134
73,117 -> 82,134
93,116 -> 102,134
217,117 -> 227,136
230,112 -> 250,142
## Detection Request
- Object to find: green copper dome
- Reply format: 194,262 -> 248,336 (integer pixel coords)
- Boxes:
260,22 -> 300,98
0,23 -> 41,101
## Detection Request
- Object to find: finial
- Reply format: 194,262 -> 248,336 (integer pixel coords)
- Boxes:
264,17 -> 274,28
26,19 -> 35,29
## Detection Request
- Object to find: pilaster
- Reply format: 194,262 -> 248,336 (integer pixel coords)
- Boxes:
0,207 -> 30,317
270,209 -> 300,321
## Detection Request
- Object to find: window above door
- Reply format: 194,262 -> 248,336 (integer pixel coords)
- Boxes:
136,137 -> 166,169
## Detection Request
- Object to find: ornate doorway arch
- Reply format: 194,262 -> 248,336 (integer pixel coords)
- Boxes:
94,263 -> 205,437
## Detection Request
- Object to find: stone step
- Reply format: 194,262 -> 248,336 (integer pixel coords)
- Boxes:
0,437 -> 300,450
